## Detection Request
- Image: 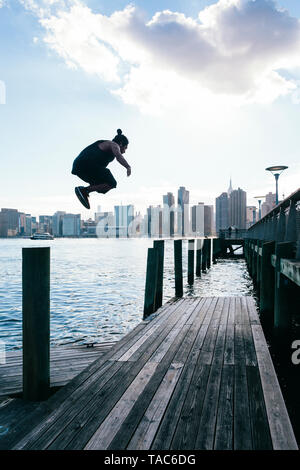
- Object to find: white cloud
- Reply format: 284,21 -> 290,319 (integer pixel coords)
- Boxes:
18,0 -> 300,114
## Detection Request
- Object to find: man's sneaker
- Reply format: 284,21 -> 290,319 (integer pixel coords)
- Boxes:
75,186 -> 90,209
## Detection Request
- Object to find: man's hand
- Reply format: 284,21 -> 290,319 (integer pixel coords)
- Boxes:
127,167 -> 131,177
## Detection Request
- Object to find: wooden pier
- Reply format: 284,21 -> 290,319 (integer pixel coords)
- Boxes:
1,296 -> 297,450
0,342 -> 115,397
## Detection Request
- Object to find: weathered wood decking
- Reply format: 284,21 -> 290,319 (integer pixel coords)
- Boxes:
1,297 -> 298,450
0,342 -> 115,397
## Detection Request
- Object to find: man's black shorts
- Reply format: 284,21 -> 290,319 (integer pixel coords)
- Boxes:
74,166 -> 117,188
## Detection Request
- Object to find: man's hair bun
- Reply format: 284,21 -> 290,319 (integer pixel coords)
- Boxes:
117,129 -> 122,135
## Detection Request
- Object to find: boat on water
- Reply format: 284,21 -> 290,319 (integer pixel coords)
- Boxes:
30,232 -> 54,240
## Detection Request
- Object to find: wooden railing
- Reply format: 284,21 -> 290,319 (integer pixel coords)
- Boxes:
245,188 -> 300,331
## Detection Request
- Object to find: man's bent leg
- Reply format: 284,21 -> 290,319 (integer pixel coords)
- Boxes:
86,183 -> 113,194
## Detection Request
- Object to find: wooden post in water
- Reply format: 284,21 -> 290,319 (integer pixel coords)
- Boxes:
274,242 -> 295,331
153,240 -> 164,309
174,239 -> 183,297
196,239 -> 202,276
143,247 -> 159,319
188,239 -> 195,285
260,241 -> 275,326
202,239 -> 208,272
207,239 -> 211,270
22,247 -> 50,401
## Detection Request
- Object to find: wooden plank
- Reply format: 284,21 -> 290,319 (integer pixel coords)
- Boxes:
245,296 -> 260,324
107,321 -> 199,450
40,303 -> 197,450
214,365 -> 234,450
251,325 -> 298,450
126,363 -> 184,450
246,365 -> 272,449
224,298 -> 235,365
234,364 -> 252,450
83,361 -> 159,450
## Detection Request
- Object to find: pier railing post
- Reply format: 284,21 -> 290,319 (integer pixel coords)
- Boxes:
143,247 -> 159,319
153,240 -> 164,309
188,239 -> 195,285
174,239 -> 183,297
260,241 -> 275,326
274,242 -> 295,331
207,239 -> 212,270
196,239 -> 203,276
22,247 -> 50,401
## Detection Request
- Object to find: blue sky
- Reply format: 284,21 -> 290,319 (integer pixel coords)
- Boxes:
1,0 -> 300,218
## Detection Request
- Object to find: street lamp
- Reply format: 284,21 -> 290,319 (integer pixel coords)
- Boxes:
254,196 -> 265,220
265,166 -> 288,205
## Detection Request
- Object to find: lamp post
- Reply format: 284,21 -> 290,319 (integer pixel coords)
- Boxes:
265,166 -> 288,205
254,196 -> 265,220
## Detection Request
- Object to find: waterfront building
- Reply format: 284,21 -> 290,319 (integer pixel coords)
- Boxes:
52,211 -> 66,237
191,203 -> 204,237
229,188 -> 247,229
114,205 -> 134,238
25,214 -> 32,236
163,192 -> 175,237
246,206 -> 256,228
39,215 -> 53,234
261,192 -> 276,217
215,192 -> 229,233
177,186 -> 189,237
62,213 -> 81,237
0,208 -> 19,237
204,205 -> 214,236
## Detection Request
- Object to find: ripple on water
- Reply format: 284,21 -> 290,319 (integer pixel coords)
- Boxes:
0,239 -> 254,350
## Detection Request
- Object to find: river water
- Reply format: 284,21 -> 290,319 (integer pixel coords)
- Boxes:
0,238 -> 254,351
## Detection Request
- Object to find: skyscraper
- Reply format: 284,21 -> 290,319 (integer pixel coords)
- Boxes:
229,188 -> 247,229
52,211 -> 66,236
163,192 -> 175,237
62,214 -> 81,237
204,205 -> 214,236
0,208 -> 19,237
191,203 -> 204,237
177,186 -> 189,237
215,192 -> 229,233
114,205 -> 134,237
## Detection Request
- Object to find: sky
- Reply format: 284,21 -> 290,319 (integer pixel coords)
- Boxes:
0,0 -> 300,219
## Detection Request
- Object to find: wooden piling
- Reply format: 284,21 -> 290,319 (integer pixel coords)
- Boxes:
207,239 -> 212,270
274,242 -> 295,331
196,239 -> 202,276
153,240 -> 164,309
143,248 -> 159,319
260,241 -> 275,326
202,239 -> 208,272
174,239 -> 183,297
188,239 -> 195,285
22,247 -> 50,401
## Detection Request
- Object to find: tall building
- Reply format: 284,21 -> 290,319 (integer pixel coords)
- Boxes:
215,192 -> 229,233
39,215 -> 53,234
114,205 -> 134,237
0,208 -> 19,237
163,192 -> 175,237
177,186 -> 189,237
52,211 -> 66,236
229,188 -> 247,229
25,214 -> 32,236
62,214 -> 81,237
261,192 -> 276,217
191,203 -> 204,237
246,206 -> 256,228
204,205 -> 214,236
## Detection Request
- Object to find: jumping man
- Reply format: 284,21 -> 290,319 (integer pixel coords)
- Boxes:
71,129 -> 131,209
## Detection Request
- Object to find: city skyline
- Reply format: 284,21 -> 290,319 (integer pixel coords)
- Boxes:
1,1 -> 300,219
0,180 -> 279,238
